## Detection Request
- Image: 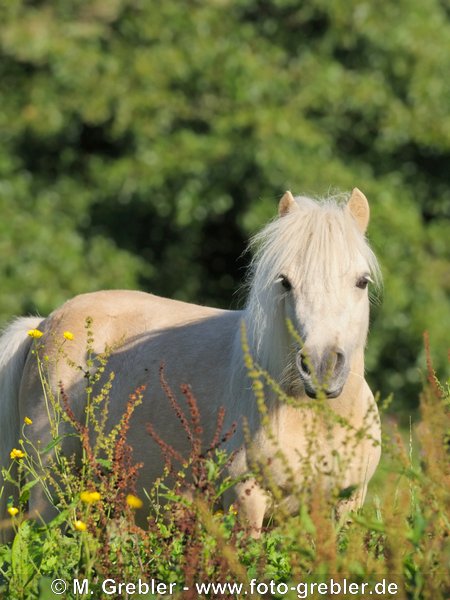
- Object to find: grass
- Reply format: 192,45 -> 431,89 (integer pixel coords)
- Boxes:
0,322 -> 449,599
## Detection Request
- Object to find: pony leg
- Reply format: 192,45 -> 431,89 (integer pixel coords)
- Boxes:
235,478 -> 269,538
335,483 -> 368,523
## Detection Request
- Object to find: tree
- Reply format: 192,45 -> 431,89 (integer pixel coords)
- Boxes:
0,0 -> 448,410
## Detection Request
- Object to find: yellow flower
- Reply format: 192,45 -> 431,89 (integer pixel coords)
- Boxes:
126,494 -> 143,509
63,331 -> 74,340
10,448 -> 25,460
80,490 -> 101,504
27,329 -> 43,339
24,417 -> 33,425
7,507 -> 19,517
74,520 -> 87,531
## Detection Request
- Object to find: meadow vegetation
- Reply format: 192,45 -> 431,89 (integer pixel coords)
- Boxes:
0,325 -> 448,600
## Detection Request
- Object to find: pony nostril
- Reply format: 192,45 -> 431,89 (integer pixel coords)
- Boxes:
300,353 -> 311,375
335,350 -> 345,372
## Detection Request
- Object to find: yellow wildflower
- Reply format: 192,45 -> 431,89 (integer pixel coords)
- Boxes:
10,448 -> 25,460
80,491 -> 101,504
63,331 -> 74,341
126,494 -> 143,509
27,329 -> 43,339
24,417 -> 33,425
74,520 -> 87,532
7,507 -> 19,517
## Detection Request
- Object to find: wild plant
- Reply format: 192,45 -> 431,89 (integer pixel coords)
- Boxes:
0,322 -> 448,599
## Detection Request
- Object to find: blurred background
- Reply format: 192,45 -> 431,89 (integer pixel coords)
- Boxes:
0,0 -> 448,416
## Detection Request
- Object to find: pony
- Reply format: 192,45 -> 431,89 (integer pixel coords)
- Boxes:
0,188 -> 381,540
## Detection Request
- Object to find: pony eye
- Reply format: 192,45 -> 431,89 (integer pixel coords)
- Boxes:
278,275 -> 292,291
356,275 -> 372,290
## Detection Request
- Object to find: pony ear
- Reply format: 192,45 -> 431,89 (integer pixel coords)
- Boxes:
347,188 -> 370,233
278,191 -> 297,217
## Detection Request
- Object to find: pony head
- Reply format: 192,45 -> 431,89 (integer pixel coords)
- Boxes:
246,189 -> 381,399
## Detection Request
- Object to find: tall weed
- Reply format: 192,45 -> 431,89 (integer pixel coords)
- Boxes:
0,323 -> 448,599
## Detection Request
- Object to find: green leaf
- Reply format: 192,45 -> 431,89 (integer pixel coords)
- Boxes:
96,458 -> 113,470
41,434 -> 77,454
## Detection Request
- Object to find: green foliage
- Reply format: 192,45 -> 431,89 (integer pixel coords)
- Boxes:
0,329 -> 449,599
0,0 -> 448,409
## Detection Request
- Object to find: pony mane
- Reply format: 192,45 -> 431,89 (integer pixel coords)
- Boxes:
243,193 -> 381,379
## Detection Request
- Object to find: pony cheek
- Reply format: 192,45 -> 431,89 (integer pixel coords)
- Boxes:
354,305 -> 370,346
335,297 -> 370,352
283,299 -> 305,342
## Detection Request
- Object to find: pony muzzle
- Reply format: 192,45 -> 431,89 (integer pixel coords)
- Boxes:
296,346 -> 348,399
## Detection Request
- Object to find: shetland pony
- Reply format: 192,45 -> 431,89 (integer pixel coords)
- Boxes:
0,189 -> 381,539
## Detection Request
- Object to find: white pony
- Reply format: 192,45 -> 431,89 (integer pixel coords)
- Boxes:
0,189 -> 381,540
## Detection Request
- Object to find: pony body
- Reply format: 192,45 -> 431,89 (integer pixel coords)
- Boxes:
0,189 -> 381,538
